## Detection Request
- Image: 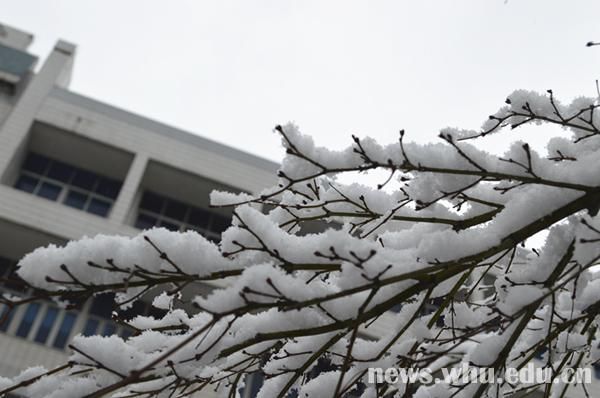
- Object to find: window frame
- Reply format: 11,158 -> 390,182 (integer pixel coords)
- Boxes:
135,190 -> 231,241
14,152 -> 121,218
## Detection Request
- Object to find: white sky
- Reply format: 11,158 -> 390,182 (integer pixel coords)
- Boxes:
3,0 -> 600,162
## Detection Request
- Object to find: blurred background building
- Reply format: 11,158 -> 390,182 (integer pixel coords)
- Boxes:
0,22 -> 277,397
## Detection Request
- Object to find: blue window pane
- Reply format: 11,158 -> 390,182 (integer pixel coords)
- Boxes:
14,174 -> 39,193
16,303 -> 41,338
95,178 -> 121,199
0,306 -> 14,332
72,169 -> 97,190
52,312 -> 77,349
164,200 -> 187,221
34,307 -> 59,344
82,318 -> 100,337
189,208 -> 211,228
47,161 -> 74,183
120,328 -> 133,339
64,190 -> 88,210
22,153 -> 49,174
535,348 -> 546,360
159,220 -> 179,231
37,182 -> 61,201
135,213 -> 158,230
240,373 -> 264,398
101,322 -> 117,336
139,192 -> 164,213
87,198 -> 110,217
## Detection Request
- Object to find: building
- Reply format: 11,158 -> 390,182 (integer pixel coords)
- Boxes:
0,22 -> 278,397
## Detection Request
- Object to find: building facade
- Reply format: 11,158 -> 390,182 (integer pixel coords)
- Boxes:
0,23 -> 278,397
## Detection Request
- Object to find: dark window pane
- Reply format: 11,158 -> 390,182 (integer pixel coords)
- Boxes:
22,153 -> 49,174
16,303 -> 41,338
34,307 -> 59,344
188,208 -> 211,228
120,328 -> 134,339
64,190 -> 88,210
159,220 -> 179,231
3,267 -> 25,292
139,192 -> 164,213
210,215 -> 231,234
72,169 -> 97,191
95,178 -> 121,199
47,161 -> 74,183
240,373 -> 264,398
37,182 -> 61,201
535,347 -> 547,360
87,198 -> 110,217
14,175 -> 39,193
0,259 -> 22,292
164,200 -> 187,221
89,294 -> 114,319
101,322 -> 117,336
135,213 -> 158,230
0,257 -> 10,278
4,271 -> 25,292
82,318 -> 100,337
119,301 -> 145,320
52,312 -> 77,349
147,306 -> 167,320
205,235 -> 219,244
0,306 -> 14,332
184,225 -> 200,233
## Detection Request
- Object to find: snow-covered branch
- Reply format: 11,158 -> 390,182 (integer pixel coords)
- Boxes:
2,90 -> 600,398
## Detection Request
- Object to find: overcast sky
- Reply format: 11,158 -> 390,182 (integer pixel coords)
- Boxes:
3,1 -> 600,161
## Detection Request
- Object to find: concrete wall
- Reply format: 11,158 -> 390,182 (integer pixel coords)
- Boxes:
0,36 -> 274,398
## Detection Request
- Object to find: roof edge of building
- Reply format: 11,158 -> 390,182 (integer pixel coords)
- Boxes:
49,86 -> 281,173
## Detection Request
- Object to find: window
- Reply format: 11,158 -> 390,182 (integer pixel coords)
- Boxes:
81,318 -> 100,337
81,294 -> 154,340
14,152 -> 122,218
52,312 -> 77,349
135,191 -> 231,241
239,373 -> 264,398
0,264 -> 146,348
0,80 -> 15,96
16,302 -> 41,338
0,256 -> 13,277
1,295 -> 79,349
101,322 -> 117,336
0,305 -> 13,332
0,256 -> 23,292
1,256 -> 27,334
81,293 -> 120,338
34,307 -> 59,344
